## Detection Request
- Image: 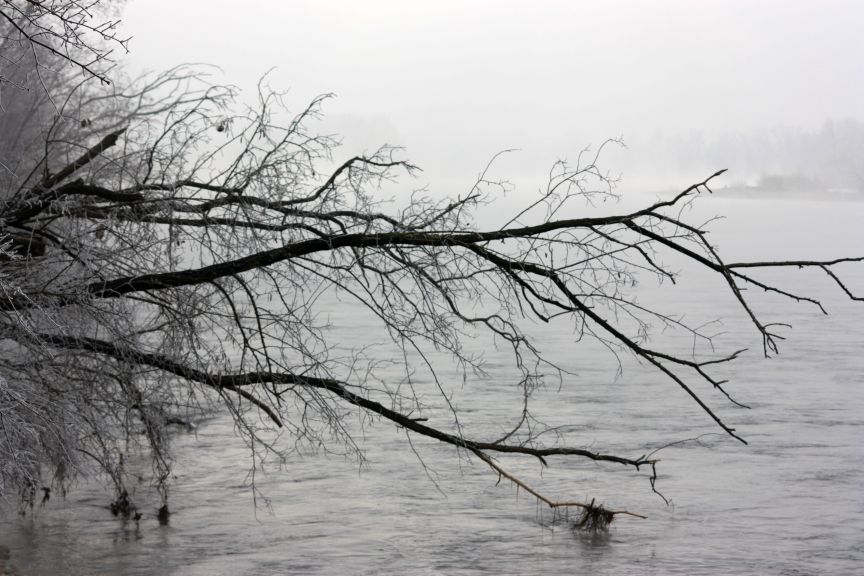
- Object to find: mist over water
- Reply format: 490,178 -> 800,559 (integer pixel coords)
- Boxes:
1,1 -> 862,572
1,197 -> 861,575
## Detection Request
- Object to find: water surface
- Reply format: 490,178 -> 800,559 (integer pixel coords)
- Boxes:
1,197 -> 862,575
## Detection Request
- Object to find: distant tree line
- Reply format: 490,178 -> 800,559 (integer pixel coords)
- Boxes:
633,120 -> 864,194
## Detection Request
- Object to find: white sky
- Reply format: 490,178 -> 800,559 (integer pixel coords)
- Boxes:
120,0 -> 864,194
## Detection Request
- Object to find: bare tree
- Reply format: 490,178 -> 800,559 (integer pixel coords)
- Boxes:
0,0 -> 126,108
0,67 -> 860,528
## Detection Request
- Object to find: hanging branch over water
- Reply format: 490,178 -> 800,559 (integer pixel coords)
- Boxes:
1,67 -> 861,520
471,449 -> 647,529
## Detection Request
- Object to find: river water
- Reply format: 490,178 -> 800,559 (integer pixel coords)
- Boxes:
1,196 -> 863,575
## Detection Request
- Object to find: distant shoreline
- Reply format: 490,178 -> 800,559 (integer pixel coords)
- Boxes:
711,186 -> 864,202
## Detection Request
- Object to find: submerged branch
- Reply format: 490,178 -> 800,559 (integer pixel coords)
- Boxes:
471,448 -> 647,522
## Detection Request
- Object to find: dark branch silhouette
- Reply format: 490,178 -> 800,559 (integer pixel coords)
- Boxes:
0,66 -> 860,524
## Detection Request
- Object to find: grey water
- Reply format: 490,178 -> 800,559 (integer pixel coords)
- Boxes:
1,196 -> 863,575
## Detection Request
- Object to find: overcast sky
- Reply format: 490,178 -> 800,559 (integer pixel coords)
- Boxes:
120,1 -> 864,193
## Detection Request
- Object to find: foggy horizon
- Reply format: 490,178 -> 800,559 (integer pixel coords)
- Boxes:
121,0 -> 864,195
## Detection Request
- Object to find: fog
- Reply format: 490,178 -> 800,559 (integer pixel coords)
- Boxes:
121,0 -> 864,196
2,4 -> 864,575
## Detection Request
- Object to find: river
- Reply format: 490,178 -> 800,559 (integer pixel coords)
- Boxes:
1,195 -> 862,575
